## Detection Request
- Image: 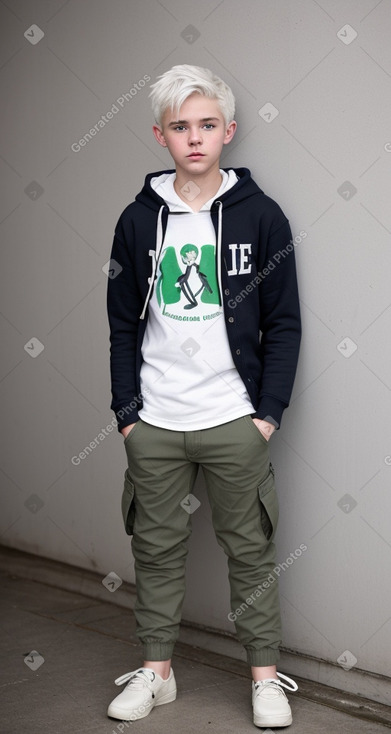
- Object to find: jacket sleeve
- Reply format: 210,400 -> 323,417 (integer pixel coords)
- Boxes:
255,216 -> 301,427
107,214 -> 144,431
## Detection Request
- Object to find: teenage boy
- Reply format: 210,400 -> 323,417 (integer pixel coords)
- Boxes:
107,64 -> 301,729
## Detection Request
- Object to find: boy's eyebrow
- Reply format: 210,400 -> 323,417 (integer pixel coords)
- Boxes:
167,117 -> 220,127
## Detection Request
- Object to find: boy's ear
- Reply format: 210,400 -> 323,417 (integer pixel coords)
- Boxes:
152,125 -> 167,148
223,120 -> 237,145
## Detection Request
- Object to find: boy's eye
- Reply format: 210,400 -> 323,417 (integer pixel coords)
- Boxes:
173,123 -> 215,131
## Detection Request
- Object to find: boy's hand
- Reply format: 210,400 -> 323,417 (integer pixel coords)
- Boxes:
121,423 -> 136,439
252,418 -> 276,441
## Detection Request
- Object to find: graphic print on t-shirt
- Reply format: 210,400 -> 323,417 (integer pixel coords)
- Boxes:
155,243 -> 220,320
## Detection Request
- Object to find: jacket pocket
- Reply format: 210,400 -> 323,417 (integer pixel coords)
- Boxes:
121,469 -> 136,535
258,464 -> 279,541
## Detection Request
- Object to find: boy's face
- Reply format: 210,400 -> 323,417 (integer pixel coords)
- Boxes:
153,93 -> 236,179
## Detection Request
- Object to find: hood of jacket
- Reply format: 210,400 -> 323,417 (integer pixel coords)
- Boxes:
135,167 -> 263,212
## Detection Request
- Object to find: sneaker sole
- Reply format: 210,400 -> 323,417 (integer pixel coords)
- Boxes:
107,689 -> 177,721
254,711 -> 293,727
155,689 -> 177,707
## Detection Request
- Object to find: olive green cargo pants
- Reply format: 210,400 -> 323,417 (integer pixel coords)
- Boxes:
121,415 -> 281,667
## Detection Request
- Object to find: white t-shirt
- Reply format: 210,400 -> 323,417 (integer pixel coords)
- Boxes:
139,170 -> 253,430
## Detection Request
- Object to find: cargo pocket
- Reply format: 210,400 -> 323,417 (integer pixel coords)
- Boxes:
258,464 -> 279,541
121,468 -> 136,536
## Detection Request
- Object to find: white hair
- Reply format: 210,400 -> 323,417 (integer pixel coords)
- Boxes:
149,64 -> 235,127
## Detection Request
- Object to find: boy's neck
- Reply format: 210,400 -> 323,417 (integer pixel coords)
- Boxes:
173,166 -> 223,212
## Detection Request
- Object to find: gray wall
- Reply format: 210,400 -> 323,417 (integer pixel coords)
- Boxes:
1,0 -> 391,692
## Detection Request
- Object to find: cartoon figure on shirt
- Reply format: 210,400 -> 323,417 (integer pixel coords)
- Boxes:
176,245 -> 213,310
155,243 -> 220,312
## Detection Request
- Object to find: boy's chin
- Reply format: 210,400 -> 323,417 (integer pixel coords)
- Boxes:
178,158 -> 221,173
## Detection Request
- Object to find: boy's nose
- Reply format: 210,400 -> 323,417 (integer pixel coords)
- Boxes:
189,128 -> 202,144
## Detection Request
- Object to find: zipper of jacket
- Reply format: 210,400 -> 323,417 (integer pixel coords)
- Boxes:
215,200 -> 223,308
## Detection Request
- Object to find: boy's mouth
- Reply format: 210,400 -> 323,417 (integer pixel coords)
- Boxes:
187,152 -> 204,158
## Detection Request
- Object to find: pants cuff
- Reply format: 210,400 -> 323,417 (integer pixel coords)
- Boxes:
142,641 -> 175,661
246,646 -> 280,667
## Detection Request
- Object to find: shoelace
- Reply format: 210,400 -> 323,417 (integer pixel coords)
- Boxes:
114,668 -> 156,689
254,671 -> 298,692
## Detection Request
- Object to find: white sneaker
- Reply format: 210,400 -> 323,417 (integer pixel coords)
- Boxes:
252,671 -> 298,728
107,667 -> 177,721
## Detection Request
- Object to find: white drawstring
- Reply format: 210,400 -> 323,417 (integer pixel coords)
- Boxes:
140,205 -> 165,320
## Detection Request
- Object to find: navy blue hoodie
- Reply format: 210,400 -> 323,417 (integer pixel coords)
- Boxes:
107,167 -> 301,431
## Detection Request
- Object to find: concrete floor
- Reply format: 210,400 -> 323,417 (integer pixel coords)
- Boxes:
0,563 -> 390,734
